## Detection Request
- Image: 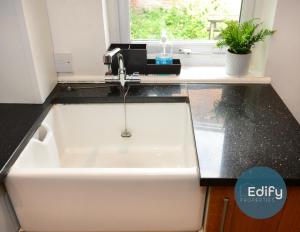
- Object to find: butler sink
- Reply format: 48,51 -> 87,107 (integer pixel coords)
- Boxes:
5,103 -> 205,232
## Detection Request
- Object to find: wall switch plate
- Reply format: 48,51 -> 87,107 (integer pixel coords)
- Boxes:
54,53 -> 73,73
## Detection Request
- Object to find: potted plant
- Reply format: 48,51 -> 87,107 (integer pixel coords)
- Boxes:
217,19 -> 275,76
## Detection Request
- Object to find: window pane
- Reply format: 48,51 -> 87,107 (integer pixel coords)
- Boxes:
130,0 -> 242,40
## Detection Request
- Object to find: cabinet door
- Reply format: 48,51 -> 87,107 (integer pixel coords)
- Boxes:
0,184 -> 20,232
277,187 -> 300,232
205,187 -> 235,232
205,187 -> 283,232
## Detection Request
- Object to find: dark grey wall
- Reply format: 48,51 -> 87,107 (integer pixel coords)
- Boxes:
0,184 -> 19,232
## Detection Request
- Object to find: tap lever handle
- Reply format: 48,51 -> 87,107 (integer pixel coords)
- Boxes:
103,48 -> 121,65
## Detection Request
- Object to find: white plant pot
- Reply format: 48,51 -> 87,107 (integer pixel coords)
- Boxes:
225,50 -> 251,76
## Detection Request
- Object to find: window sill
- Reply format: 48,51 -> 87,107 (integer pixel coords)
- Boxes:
58,66 -> 271,84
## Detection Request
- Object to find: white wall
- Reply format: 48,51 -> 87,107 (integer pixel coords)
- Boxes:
0,0 -> 40,103
249,0 -> 278,76
0,0 -> 57,103
22,0 -> 57,101
106,0 -> 121,43
266,0 -> 300,123
47,0 -> 109,76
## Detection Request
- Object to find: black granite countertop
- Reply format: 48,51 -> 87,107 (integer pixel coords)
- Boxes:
188,84 -> 300,185
0,83 -> 300,186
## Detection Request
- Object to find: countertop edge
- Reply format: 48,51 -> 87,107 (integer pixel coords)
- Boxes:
199,178 -> 300,186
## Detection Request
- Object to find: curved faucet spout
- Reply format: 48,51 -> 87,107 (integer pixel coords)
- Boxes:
117,53 -> 125,70
117,54 -> 126,88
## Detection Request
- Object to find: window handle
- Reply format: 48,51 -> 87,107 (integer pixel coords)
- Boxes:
220,197 -> 229,232
178,48 -> 192,55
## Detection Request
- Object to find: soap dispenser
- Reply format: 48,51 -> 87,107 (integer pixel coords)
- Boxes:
155,30 -> 173,65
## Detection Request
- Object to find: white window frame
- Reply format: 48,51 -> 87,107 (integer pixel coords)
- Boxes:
107,0 -> 256,66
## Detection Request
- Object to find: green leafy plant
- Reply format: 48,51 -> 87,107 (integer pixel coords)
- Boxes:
217,19 -> 275,54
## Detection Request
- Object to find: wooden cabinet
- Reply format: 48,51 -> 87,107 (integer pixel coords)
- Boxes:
205,187 -> 300,232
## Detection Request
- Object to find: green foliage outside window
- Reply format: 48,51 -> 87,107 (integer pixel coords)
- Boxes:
130,1 -> 230,40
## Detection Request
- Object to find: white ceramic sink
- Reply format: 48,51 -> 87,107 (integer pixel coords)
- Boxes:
5,103 -> 205,232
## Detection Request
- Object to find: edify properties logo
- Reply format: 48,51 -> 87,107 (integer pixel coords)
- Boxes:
239,183 -> 283,203
235,167 -> 287,219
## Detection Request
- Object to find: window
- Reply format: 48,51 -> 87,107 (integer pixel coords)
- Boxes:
109,0 -> 256,66
130,0 -> 242,41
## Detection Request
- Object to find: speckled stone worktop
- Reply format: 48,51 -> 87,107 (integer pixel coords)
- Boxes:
0,83 -> 299,185
188,84 -> 300,185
